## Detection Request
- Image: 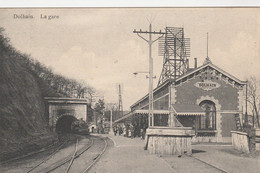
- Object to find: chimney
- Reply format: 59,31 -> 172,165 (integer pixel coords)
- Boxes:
194,58 -> 197,68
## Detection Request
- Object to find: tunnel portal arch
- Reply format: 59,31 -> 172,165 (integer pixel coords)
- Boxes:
44,97 -> 89,132
56,115 -> 77,133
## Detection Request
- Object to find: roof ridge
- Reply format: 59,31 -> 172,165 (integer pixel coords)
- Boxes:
175,62 -> 245,85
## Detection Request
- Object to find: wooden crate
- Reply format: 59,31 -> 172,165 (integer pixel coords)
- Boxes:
231,131 -> 249,153
146,127 -> 195,155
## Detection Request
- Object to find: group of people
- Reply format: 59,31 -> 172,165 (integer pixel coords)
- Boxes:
113,124 -> 123,136
112,123 -> 146,140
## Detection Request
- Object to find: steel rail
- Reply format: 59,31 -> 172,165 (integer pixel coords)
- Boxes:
44,137 -> 94,173
1,133 -> 74,166
65,138 -> 79,173
1,139 -> 66,166
190,155 -> 228,173
26,139 -> 69,173
82,137 -> 108,173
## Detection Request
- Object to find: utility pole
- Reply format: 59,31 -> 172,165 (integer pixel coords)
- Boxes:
110,109 -> 113,134
133,24 -> 164,127
118,84 -> 123,118
207,32 -> 209,58
245,80 -> 248,127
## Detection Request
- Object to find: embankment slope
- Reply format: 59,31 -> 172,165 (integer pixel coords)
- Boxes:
0,29 -> 58,161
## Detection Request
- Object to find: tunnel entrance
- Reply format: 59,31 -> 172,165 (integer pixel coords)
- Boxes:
56,115 -> 77,133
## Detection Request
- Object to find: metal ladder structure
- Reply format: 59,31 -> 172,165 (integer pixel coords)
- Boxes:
234,114 -> 242,130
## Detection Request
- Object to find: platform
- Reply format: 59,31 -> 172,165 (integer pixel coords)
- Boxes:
89,134 -> 259,173
90,134 -> 176,173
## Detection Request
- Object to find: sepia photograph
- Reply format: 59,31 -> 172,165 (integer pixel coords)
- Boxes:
0,7 -> 259,172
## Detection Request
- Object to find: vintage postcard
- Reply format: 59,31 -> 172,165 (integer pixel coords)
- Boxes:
0,8 -> 259,173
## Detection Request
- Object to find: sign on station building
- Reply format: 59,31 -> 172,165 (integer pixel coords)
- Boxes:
119,60 -> 246,143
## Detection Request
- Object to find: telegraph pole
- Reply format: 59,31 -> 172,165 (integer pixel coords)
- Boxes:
110,109 -> 113,134
118,84 -> 123,118
207,32 -> 209,58
133,24 -> 164,127
245,80 -> 248,127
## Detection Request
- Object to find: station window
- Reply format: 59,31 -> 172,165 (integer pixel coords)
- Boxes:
199,100 -> 216,130
154,114 -> 168,126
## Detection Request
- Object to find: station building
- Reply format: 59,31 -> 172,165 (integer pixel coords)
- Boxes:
116,59 -> 246,143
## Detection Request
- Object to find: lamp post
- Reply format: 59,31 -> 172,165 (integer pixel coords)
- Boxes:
133,71 -> 150,78
133,71 -> 156,128
109,110 -> 113,134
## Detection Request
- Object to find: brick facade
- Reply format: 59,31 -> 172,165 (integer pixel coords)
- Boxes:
130,63 -> 245,142
171,64 -> 245,141
174,75 -> 239,111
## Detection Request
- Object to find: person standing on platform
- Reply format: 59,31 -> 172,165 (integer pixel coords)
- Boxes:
125,124 -> 129,137
119,125 -> 123,135
123,125 -> 126,136
118,125 -> 121,135
113,125 -> 117,136
140,128 -> 144,140
130,124 -> 134,139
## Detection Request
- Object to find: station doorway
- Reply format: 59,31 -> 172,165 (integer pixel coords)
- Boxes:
56,115 -> 77,133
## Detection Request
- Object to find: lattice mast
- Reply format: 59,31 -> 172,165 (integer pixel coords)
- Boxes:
118,84 -> 123,118
158,27 -> 190,86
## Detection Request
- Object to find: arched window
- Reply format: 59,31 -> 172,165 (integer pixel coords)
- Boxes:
199,100 -> 216,130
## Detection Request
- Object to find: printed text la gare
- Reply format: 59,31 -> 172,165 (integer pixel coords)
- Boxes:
40,14 -> 59,20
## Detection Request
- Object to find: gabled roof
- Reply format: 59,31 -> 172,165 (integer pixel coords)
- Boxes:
114,111 -> 133,123
175,62 -> 246,85
130,61 -> 246,109
130,80 -> 171,109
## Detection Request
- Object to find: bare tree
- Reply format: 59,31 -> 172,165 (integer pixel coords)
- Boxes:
75,82 -> 84,98
247,76 -> 260,128
85,85 -> 96,106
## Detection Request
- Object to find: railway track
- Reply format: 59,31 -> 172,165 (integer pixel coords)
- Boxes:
26,135 -> 108,173
1,133 -> 72,166
189,155 -> 228,173
26,140 -> 69,173
82,137 -> 108,173
67,136 -> 108,173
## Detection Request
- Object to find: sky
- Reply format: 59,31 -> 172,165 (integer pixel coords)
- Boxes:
0,8 -> 260,110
